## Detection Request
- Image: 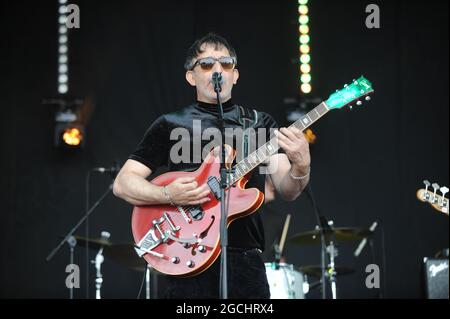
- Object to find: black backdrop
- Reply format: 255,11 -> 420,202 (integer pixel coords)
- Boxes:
0,0 -> 448,298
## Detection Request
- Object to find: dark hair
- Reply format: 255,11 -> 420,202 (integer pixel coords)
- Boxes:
184,33 -> 237,70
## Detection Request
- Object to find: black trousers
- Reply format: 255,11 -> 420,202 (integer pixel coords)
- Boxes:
164,247 -> 271,299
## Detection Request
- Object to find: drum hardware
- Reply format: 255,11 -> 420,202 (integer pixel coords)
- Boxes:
266,214 -> 310,298
289,223 -> 372,299
72,236 -> 155,299
66,235 -> 77,299
273,214 -> 291,267
265,262 -> 308,299
103,242 -> 156,299
90,231 -> 110,299
288,227 -> 372,245
298,265 -> 355,278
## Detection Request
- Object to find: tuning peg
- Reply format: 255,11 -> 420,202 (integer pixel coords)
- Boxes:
356,100 -> 362,106
365,96 -> 371,101
348,105 -> 353,110
432,183 -> 440,203
423,180 -> 431,200
439,186 -> 449,206
344,84 -> 348,88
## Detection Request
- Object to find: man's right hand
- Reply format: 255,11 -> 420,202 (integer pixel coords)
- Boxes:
164,177 -> 211,206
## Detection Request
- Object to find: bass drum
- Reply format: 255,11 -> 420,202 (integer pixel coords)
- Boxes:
265,262 -> 309,299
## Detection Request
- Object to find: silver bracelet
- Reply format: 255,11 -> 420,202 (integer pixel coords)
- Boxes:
162,185 -> 175,206
289,167 -> 310,180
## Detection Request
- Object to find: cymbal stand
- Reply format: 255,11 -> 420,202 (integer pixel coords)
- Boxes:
326,240 -> 338,299
92,231 -> 110,299
67,235 -> 77,299
145,265 -> 151,299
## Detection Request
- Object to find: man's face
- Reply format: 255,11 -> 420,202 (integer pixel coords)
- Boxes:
185,43 -> 239,104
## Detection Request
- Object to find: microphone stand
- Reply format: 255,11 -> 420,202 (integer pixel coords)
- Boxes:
304,182 -> 329,299
213,72 -> 229,299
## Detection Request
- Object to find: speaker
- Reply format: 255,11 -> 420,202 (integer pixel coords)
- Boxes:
423,258 -> 449,299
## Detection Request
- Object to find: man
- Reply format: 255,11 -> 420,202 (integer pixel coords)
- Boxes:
113,33 -> 311,298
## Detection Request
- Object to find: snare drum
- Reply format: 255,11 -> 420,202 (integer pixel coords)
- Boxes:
264,262 -> 308,299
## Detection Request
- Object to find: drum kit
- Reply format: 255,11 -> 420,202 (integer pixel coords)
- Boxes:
264,214 -> 374,299
67,221 -> 374,299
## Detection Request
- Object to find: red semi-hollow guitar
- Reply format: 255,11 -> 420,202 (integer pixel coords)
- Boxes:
131,76 -> 374,276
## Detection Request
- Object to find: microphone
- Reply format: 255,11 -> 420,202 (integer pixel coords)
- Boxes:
92,161 -> 121,176
354,221 -> 378,257
212,72 -> 222,93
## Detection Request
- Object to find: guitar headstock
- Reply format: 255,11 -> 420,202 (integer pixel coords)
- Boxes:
416,180 -> 449,216
325,76 -> 374,110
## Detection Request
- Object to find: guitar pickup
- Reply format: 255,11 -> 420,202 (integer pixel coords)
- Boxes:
189,206 -> 204,221
207,176 -> 222,200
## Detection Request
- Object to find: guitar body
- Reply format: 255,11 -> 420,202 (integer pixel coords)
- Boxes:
131,146 -> 264,277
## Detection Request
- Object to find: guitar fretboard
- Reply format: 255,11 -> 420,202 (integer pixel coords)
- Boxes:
226,102 -> 329,186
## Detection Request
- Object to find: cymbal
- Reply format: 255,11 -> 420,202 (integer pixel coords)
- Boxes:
104,243 -> 148,272
73,235 -> 112,250
298,265 -> 355,278
288,227 -> 372,245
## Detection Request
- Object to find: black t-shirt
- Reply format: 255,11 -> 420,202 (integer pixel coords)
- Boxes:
129,100 -> 280,250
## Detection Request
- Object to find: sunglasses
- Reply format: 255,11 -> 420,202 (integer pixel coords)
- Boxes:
190,56 -> 236,71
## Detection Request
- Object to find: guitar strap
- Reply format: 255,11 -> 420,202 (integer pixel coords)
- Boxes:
237,105 -> 258,158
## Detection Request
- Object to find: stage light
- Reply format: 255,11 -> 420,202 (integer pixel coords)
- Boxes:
299,5 -> 308,15
59,54 -> 68,64
57,1 -> 69,95
299,15 -> 309,25
58,15 -> 67,25
59,45 -> 68,54
300,44 -> 310,54
58,74 -> 68,83
54,106 -> 85,149
59,5 -> 67,15
301,73 -> 311,83
300,54 -> 311,64
62,127 -> 83,146
59,35 -> 68,44
301,83 -> 312,94
298,1 -> 311,94
299,25 -> 309,34
300,63 -> 310,73
58,84 -> 68,94
299,35 -> 310,44
59,64 -> 68,73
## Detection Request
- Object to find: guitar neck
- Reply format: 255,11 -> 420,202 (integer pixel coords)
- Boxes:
227,102 -> 329,186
